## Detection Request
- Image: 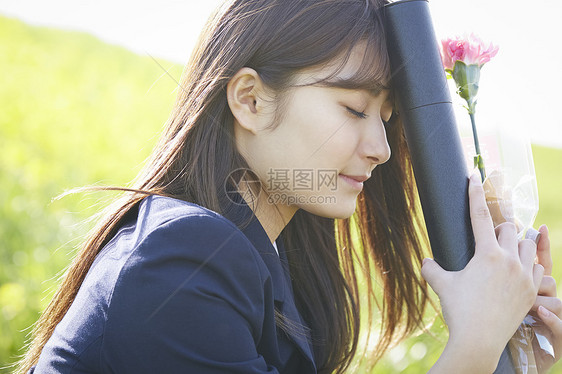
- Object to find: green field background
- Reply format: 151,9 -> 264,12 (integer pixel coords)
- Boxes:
1,16 -> 561,373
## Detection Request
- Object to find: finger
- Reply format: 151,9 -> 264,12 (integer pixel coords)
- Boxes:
536,225 -> 552,276
495,222 -> 518,254
538,276 -> 557,298
468,173 -> 496,252
532,296 -> 562,317
538,305 -> 562,338
421,258 -> 450,297
533,263 -> 545,293
518,238 -> 537,273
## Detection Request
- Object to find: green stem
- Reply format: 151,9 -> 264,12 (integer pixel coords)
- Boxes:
469,110 -> 486,182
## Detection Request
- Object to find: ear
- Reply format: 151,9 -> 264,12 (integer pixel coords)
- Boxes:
226,67 -> 269,134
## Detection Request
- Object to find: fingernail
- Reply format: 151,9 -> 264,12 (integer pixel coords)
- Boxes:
422,258 -> 430,265
539,306 -> 551,318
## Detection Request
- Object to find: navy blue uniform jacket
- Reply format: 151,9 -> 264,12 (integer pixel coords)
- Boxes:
32,195 -> 317,373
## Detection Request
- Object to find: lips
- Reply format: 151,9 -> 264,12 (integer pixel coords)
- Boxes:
341,175 -> 369,183
339,174 -> 370,190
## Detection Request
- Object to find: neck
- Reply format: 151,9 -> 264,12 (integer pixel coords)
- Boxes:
238,184 -> 297,243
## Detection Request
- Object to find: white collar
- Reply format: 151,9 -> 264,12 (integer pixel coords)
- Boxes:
272,240 -> 279,256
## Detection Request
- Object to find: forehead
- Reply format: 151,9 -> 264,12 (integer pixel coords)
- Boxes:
291,42 -> 390,96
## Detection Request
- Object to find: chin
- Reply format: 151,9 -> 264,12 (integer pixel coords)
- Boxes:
300,200 -> 357,219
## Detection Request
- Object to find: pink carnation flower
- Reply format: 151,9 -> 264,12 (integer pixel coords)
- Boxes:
441,33 -> 499,70
440,34 -> 499,182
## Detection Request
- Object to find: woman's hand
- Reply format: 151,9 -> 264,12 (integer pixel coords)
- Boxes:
528,225 -> 562,373
423,173 -> 544,372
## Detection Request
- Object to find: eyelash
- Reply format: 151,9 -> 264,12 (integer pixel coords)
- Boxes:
346,107 -> 368,119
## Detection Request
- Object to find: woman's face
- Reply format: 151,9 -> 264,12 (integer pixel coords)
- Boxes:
237,45 -> 393,219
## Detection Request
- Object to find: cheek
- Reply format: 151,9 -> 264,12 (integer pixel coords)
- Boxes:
250,91 -> 362,181
286,104 -> 361,164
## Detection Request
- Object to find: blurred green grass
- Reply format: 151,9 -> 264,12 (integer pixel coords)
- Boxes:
0,15 -> 181,369
1,15 -> 561,373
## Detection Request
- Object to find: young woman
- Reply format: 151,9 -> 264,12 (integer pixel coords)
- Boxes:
18,0 -> 562,373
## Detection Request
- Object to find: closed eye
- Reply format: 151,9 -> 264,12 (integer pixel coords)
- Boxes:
346,107 -> 368,119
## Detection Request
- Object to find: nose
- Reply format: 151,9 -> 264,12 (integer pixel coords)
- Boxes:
361,118 -> 391,166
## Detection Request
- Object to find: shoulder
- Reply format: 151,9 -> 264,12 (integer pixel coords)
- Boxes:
135,195 -> 261,263
137,194 -> 242,237
116,195 -> 270,286
108,195 -> 272,318
98,196 -> 277,372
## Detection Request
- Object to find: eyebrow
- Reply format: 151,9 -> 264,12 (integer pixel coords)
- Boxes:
312,77 -> 390,98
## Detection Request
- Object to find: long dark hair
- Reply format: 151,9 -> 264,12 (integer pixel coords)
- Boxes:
18,1 -> 433,373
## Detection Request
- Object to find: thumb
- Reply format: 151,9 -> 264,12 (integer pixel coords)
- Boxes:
421,258 -> 449,296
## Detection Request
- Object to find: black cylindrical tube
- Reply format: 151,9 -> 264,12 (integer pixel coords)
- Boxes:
384,0 -> 472,271
384,1 -> 515,372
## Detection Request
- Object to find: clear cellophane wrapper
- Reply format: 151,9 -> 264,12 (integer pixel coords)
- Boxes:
483,170 -> 555,373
